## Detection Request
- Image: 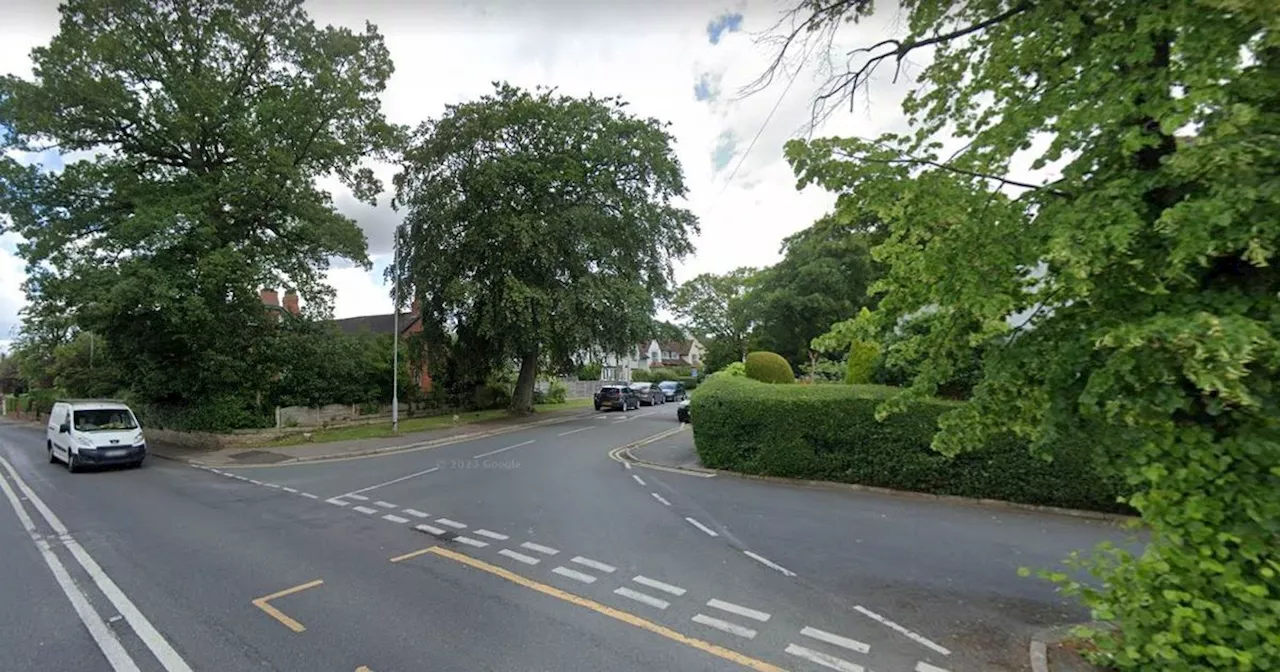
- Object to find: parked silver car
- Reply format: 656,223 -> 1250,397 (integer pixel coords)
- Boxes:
629,382 -> 666,406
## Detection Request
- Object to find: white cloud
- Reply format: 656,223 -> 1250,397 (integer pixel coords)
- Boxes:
1,0 -> 917,327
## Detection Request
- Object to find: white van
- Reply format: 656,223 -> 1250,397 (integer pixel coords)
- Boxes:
46,399 -> 147,472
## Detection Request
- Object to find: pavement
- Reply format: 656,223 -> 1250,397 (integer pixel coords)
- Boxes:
0,405 -> 1138,672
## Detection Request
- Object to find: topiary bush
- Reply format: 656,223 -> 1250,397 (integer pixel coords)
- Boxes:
691,376 -> 1129,513
744,351 -> 794,384
845,340 -> 880,384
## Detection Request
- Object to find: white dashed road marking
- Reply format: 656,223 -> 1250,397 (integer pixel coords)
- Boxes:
632,576 -> 686,596
300,492 -> 319,499
352,506 -> 378,515
551,566 -> 597,584
652,492 -> 671,506
435,518 -> 467,529
473,439 -> 536,459
326,498 -> 350,506
570,556 -> 616,573
685,517 -> 718,537
281,487 -> 298,493
631,474 -> 646,486
345,494 -> 369,501
613,587 -> 670,610
262,482 -> 280,489
557,427 -> 591,436
474,529 -> 509,541
785,644 -> 864,672
402,509 -> 430,518
382,514 -> 410,524
707,598 -> 771,623
415,524 -> 447,536
374,501 -> 398,509
744,550 -> 797,577
801,626 -> 871,654
498,549 -> 541,565
247,479 -> 263,485
520,542 -> 559,556
692,614 -> 757,639
916,663 -> 950,672
854,605 -> 951,655
454,536 -> 489,548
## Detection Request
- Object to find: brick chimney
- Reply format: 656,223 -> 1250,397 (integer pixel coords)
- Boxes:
283,289 -> 300,316
260,288 -> 279,309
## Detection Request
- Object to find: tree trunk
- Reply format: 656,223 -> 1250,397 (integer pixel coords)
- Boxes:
510,344 -> 539,415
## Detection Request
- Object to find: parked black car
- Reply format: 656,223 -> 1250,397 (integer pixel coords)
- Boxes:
677,399 -> 691,424
629,382 -> 666,406
657,380 -> 687,402
594,385 -> 640,411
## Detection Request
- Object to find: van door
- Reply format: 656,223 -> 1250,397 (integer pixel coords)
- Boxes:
51,404 -> 70,456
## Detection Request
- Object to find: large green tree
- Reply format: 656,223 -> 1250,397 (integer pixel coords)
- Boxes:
747,213 -> 883,367
0,0 -> 397,422
779,0 -> 1278,668
670,266 -> 758,369
392,84 -> 698,413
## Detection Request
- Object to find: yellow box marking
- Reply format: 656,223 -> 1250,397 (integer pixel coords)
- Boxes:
252,579 -> 324,633
389,547 -> 437,563
425,546 -> 788,672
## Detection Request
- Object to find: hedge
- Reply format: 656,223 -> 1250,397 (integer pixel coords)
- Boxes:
691,376 -> 1130,513
745,351 -> 794,383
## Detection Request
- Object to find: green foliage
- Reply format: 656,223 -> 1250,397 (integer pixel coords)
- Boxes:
777,0 -> 1280,668
271,321 -> 409,409
575,361 -> 602,381
744,352 -> 794,384
715,361 -> 747,378
692,376 -> 1128,513
670,267 -> 757,364
747,213 -> 884,368
0,0 -> 398,418
392,83 -> 696,413
800,356 -> 846,383
534,379 -> 567,405
844,340 -> 880,385
651,320 -> 686,344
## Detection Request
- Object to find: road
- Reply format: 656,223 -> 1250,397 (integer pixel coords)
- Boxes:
0,406 -> 1134,672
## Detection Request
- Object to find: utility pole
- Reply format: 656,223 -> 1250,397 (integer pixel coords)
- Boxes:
391,231 -> 400,434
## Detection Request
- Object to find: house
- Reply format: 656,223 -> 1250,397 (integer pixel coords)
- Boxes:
260,288 -> 433,393
578,339 -> 661,382
657,338 -> 705,369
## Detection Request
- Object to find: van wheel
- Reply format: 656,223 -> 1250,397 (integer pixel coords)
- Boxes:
48,441 -> 57,464
66,452 -> 79,473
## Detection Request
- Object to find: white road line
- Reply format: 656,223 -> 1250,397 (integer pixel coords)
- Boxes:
692,613 -> 757,639
571,556 -> 616,573
474,529 -> 509,540
854,605 -> 951,655
454,535 -> 489,548
0,457 -> 195,672
473,439 -> 536,458
520,541 -> 559,556
631,474 -> 646,486
299,492 -> 319,499
373,501 -> 398,509
624,462 -> 632,469
353,505 -> 379,515
247,479 -> 264,485
916,663 -> 950,672
633,575 -> 687,596
0,468 -> 143,672
261,482 -> 281,489
652,492 -> 671,506
634,411 -> 655,418
557,427 -> 591,436
707,598 -> 771,623
281,487 -> 298,493
801,626 -> 871,654
326,498 -> 350,506
785,644 -> 864,672
685,517 -> 718,537
343,467 -> 439,497
498,549 -> 541,565
435,518 -> 467,529
402,509 -> 430,518
551,566 -> 598,584
612,418 -> 630,424
415,524 -> 447,536
382,514 -> 410,524
744,550 -> 797,577
613,587 -> 670,610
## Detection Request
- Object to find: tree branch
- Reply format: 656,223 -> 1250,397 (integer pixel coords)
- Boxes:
836,150 -> 1072,197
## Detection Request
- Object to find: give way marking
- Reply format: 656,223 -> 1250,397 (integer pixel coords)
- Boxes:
252,579 -> 324,633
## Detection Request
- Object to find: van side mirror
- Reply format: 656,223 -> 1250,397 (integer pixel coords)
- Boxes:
59,422 -> 70,434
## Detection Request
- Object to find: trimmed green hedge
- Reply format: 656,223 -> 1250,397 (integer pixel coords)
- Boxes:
691,376 -> 1130,513
745,351 -> 794,383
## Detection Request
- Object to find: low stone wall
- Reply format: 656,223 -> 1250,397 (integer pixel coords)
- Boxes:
275,403 -> 409,428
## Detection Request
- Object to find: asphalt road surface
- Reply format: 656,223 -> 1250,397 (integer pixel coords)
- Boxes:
0,406 -> 1135,672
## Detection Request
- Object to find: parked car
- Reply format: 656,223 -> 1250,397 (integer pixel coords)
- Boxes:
657,380 -> 687,402
594,385 -> 640,411
677,399 -> 691,424
629,382 -> 665,406
46,399 -> 147,472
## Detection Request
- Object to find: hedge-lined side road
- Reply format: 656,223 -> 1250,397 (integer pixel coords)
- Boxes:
0,408 -> 1133,672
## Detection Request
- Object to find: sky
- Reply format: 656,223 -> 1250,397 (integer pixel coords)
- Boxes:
0,0 -> 918,353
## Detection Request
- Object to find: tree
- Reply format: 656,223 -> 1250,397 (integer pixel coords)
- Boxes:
392,83 -> 697,413
747,213 -> 883,368
0,0 -> 398,423
669,267 -> 758,365
777,1 -> 1278,668
651,319 -> 686,344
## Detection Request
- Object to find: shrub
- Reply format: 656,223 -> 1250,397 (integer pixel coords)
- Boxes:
629,368 -> 652,382
691,376 -> 1129,513
845,340 -> 880,384
677,376 -> 699,391
534,379 -> 567,405
717,361 -> 746,377
575,362 -> 602,381
744,351 -> 794,384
